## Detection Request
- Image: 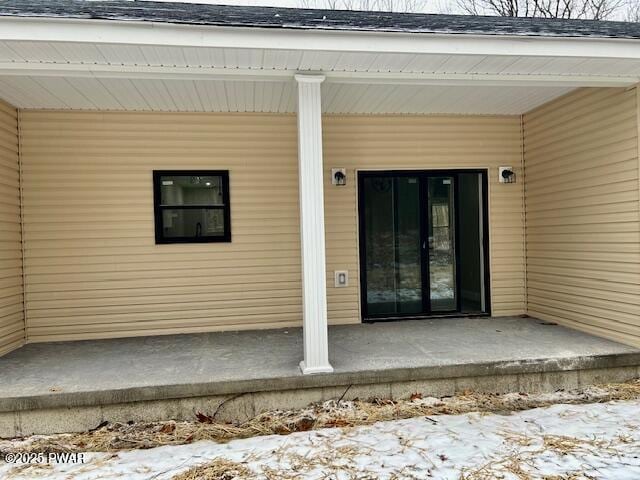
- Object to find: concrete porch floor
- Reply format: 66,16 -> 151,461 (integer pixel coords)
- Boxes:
1,316 -> 640,437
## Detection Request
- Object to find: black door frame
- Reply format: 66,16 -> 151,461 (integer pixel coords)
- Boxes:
357,169 -> 491,322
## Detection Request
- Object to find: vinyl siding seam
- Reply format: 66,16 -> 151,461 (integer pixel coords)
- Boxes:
637,85 -> 640,271
17,109 -> 27,343
0,98 -> 25,355
520,113 -> 528,314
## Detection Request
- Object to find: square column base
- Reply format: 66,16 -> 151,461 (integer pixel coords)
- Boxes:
300,360 -> 334,375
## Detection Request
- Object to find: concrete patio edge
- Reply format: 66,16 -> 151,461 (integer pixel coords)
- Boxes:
3,351 -> 640,413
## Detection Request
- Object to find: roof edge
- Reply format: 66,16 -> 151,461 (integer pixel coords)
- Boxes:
1,15 -> 639,61
1,0 -> 640,40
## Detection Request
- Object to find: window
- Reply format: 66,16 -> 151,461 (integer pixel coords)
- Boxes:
153,171 -> 231,243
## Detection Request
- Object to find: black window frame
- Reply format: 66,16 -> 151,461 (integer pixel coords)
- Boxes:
153,170 -> 231,244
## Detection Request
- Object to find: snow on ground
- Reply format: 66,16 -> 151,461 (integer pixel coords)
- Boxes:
3,399 -> 640,479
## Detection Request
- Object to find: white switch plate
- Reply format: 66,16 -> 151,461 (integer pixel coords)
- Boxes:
334,270 -> 348,287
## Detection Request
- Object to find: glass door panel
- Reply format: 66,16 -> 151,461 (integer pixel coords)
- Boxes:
363,176 -> 422,316
458,173 -> 485,313
427,176 -> 456,312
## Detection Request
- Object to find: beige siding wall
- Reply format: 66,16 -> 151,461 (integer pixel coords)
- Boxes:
20,112 -> 303,342
0,99 -> 24,355
323,115 -> 526,319
12,90 -> 640,346
20,111 -> 525,343
523,87 -> 640,347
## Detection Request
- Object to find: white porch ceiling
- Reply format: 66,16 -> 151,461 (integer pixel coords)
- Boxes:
0,76 -> 574,115
0,40 -> 636,114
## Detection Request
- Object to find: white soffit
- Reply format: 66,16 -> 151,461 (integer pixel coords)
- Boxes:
0,39 -> 635,114
1,41 -> 640,78
322,83 -> 574,115
0,76 -> 574,115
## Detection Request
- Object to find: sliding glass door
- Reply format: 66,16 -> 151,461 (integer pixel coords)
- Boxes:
358,170 -> 488,320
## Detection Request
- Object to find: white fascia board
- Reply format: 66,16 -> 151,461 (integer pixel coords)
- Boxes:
0,62 -> 636,87
0,62 -> 295,82
1,16 -> 640,60
325,71 -> 637,87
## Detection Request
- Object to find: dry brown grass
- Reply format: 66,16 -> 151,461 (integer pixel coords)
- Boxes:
2,379 -> 639,456
459,430 -> 621,479
172,458 -> 253,480
543,434 -> 612,456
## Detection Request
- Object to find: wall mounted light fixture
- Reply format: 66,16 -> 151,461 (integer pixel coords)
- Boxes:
499,166 -> 516,184
331,168 -> 347,186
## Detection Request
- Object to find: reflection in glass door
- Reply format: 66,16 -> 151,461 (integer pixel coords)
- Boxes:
359,171 -> 488,320
362,176 -> 422,315
427,176 -> 456,312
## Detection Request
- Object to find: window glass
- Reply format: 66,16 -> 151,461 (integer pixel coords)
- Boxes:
160,175 -> 224,206
161,209 -> 225,238
154,171 -> 230,243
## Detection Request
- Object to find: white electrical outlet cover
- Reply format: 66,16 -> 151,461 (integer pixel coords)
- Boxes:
334,270 -> 348,287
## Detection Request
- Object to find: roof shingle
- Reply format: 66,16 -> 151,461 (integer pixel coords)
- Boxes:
1,0 -> 639,39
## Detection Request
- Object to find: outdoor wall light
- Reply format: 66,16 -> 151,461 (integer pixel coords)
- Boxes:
499,166 -> 516,184
332,168 -> 347,186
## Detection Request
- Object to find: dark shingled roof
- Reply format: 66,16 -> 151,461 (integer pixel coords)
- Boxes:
1,0 -> 639,39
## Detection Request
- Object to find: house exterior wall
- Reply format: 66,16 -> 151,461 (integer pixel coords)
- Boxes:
20,112 -> 303,342
323,115 -> 526,319
0,99 -> 24,355
523,87 -> 640,347
19,111 -> 525,343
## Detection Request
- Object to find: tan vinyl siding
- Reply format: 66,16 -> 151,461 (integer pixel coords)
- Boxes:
20,111 -> 525,343
20,112 -> 303,342
323,115 -> 526,319
0,99 -> 24,355
523,87 -> 640,347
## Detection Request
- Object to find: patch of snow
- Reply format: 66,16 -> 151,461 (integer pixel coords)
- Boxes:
3,400 -> 640,479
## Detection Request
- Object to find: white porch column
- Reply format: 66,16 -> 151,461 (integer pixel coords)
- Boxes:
295,74 -> 333,375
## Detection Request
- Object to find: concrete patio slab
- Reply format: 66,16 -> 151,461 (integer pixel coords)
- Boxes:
1,316 -> 639,436
1,315 -> 639,408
